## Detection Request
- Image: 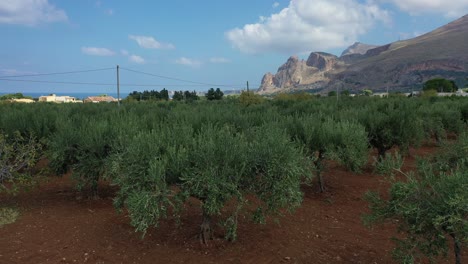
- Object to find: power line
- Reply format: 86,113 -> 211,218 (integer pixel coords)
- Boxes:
0,78 -> 115,86
0,78 -> 250,89
120,67 -> 245,87
0,66 -> 260,89
0,67 -> 114,78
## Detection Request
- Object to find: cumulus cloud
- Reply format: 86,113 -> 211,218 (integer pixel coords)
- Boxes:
0,0 -> 68,26
383,0 -> 468,18
209,57 -> 231,63
175,57 -> 202,67
129,35 -> 175,50
226,0 -> 390,54
81,47 -> 115,56
129,55 -> 145,64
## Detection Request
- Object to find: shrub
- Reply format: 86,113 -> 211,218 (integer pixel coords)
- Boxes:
0,132 -> 42,194
364,135 -> 468,264
111,123 -> 309,243
239,91 -> 264,106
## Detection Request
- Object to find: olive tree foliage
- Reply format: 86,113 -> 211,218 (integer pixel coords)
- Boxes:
0,132 -> 42,194
364,134 -> 468,264
110,122 -> 309,243
418,101 -> 465,143
48,117 -> 116,197
47,107 -> 136,198
358,100 -> 424,160
285,116 -> 368,192
238,91 -> 265,106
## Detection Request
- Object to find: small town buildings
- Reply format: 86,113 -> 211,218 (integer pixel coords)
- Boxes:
10,98 -> 35,103
437,90 -> 468,97
83,96 -> 117,103
372,92 -> 389,98
38,94 -> 80,103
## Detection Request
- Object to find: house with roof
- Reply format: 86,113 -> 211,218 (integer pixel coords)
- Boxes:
84,96 -> 117,103
11,98 -> 35,103
38,94 -> 80,103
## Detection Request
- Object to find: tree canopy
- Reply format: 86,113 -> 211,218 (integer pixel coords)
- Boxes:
127,89 -> 170,101
423,78 -> 458,93
364,133 -> 468,264
205,88 -> 224,100
0,93 -> 33,101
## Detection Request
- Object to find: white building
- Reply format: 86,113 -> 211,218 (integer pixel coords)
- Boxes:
38,94 -> 81,103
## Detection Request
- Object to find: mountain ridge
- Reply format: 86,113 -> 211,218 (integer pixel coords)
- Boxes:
258,15 -> 468,94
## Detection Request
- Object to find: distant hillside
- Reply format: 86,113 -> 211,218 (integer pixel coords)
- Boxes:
258,15 -> 468,94
341,42 -> 379,57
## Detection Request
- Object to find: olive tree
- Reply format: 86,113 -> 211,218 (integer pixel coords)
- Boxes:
423,78 -> 458,93
358,100 -> 424,160
111,122 -> 309,243
289,116 -> 368,192
364,134 -> 468,264
0,132 -> 42,194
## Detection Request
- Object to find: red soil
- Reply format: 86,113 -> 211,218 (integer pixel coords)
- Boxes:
0,146 -> 465,264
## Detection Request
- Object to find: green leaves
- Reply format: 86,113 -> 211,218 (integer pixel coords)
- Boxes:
1,95 -> 465,245
205,88 -> 224,100
423,78 -> 458,93
110,119 -> 308,241
0,132 -> 42,194
358,99 -> 424,158
364,135 -> 468,263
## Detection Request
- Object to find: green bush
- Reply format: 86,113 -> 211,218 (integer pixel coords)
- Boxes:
0,132 -> 42,194
373,151 -> 404,177
112,122 -> 308,242
239,91 -> 264,106
364,135 -> 468,264
423,78 -> 458,93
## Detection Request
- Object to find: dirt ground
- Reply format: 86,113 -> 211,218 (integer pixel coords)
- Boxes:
0,146 -> 466,264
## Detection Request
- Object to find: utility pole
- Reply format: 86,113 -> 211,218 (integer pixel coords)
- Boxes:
117,65 -> 120,107
247,81 -> 249,92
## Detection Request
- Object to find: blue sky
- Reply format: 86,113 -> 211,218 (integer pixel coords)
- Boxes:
0,0 -> 467,94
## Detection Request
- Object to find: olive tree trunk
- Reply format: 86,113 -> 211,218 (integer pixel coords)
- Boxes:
199,210 -> 213,245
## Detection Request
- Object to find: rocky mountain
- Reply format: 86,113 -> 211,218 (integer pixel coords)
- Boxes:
258,53 -> 337,93
258,15 -> 468,94
340,42 -> 379,56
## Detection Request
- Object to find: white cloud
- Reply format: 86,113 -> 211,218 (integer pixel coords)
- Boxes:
81,47 -> 115,56
129,55 -> 145,64
273,2 -> 280,8
226,0 -> 390,54
0,0 -> 68,26
129,35 -> 175,50
384,0 -> 468,18
209,57 -> 231,63
175,57 -> 202,67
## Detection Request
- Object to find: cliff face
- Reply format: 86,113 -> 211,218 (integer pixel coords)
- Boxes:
258,53 -> 338,94
258,15 -> 468,94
